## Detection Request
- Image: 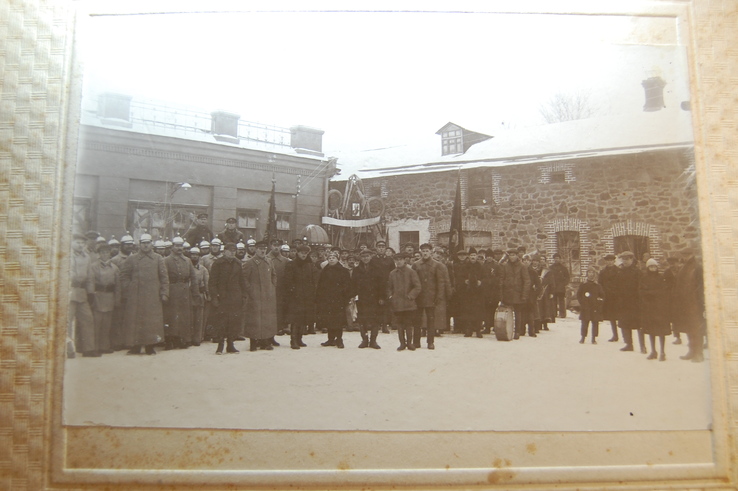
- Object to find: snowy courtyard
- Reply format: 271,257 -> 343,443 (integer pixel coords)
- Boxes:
63,316 -> 712,432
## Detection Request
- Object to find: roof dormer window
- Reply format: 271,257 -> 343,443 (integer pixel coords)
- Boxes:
436,123 -> 493,156
442,129 -> 463,156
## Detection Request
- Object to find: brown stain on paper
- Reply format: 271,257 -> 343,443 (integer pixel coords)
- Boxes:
488,458 -> 516,484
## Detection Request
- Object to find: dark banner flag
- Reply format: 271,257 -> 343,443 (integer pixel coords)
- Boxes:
449,171 -> 464,255
264,174 -> 278,243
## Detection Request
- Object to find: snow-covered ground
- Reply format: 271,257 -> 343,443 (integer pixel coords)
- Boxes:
63,317 -> 712,431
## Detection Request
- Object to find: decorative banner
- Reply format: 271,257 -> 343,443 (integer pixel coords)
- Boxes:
322,216 -> 382,228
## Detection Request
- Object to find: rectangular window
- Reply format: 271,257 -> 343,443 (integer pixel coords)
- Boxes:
399,231 -> 420,250
467,168 -> 490,206
276,212 -> 291,242
127,201 -> 207,243
237,209 -> 258,239
556,230 -> 581,280
441,129 -> 463,156
550,171 -> 567,183
276,212 -> 291,230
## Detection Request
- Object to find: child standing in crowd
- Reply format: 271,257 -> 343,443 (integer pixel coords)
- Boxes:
387,253 -> 421,351
640,258 -> 670,361
577,269 -> 605,344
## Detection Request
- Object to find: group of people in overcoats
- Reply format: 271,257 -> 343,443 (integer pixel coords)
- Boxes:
576,250 -> 706,363
68,221 -> 706,363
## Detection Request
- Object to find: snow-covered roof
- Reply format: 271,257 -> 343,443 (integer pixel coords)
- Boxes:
332,107 -> 694,180
80,99 -> 328,162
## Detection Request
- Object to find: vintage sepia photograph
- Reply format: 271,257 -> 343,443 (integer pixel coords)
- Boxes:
45,3 -> 728,487
63,7 -> 710,433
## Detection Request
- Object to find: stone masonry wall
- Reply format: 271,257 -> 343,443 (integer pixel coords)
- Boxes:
332,148 -> 700,281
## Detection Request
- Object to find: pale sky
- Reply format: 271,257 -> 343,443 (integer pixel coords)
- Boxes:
77,8 -> 690,155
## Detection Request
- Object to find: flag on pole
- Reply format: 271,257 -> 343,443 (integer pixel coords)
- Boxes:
264,174 -> 278,243
449,171 -> 464,255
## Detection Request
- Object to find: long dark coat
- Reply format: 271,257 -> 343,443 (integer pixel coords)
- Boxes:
527,266 -> 542,321
616,265 -> 641,330
550,262 -> 570,294
598,264 -> 620,321
370,255 -> 395,300
454,260 -> 485,322
352,260 -> 384,325
283,255 -> 318,326
163,254 -> 198,341
316,262 -> 352,315
483,260 -> 502,307
663,265 -> 680,330
242,256 -> 277,339
210,256 -> 245,309
268,251 -> 290,328
434,261 -> 453,331
120,250 -> 169,346
639,270 -> 671,336
499,260 -> 531,305
577,280 -> 605,323
671,257 -> 705,336
538,268 -> 557,323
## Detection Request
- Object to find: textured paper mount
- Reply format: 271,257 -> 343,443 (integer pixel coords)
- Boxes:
14,0 -> 732,489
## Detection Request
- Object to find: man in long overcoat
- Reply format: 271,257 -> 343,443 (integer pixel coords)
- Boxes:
599,254 -> 620,342
674,251 -> 706,362
242,241 -> 278,351
353,249 -> 384,349
370,240 -> 395,333
163,236 -> 198,349
316,251 -> 353,348
387,253 -> 421,351
616,251 -> 644,353
431,247 -> 454,336
210,242 -> 246,354
283,245 -> 318,349
189,246 -> 209,346
550,253 -> 570,317
89,242 -> 121,354
411,243 -> 445,349
120,233 -> 169,355
268,239 -> 291,337
499,249 -> 531,340
110,233 -> 134,350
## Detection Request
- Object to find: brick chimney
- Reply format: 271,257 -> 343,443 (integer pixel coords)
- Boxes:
211,111 -> 240,144
290,126 -> 324,156
97,93 -> 133,128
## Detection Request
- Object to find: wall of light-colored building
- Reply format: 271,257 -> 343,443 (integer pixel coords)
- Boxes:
74,125 -> 330,242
